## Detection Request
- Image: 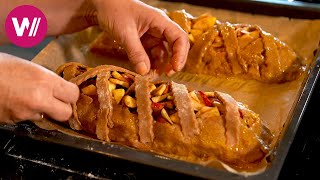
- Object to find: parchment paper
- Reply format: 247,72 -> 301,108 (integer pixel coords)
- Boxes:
31,0 -> 320,173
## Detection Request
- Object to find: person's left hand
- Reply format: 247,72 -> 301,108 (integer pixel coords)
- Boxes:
90,0 -> 190,75
0,53 -> 79,124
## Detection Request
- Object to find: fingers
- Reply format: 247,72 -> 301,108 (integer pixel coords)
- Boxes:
32,76 -> 78,122
141,34 -> 162,49
122,29 -> 151,75
23,112 -> 43,122
42,97 -> 73,122
10,89 -> 73,123
0,58 -> 78,123
53,78 -> 80,104
47,76 -> 78,121
147,14 -> 190,73
163,21 -> 190,72
141,34 -> 168,66
150,43 -> 169,74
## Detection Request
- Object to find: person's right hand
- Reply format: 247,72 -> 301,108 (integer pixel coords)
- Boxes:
0,53 -> 79,124
91,0 -> 190,75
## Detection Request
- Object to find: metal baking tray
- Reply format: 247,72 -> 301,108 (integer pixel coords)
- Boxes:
1,1 -> 320,179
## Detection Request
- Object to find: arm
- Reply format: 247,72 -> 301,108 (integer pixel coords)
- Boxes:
91,0 -> 190,75
0,0 -> 189,75
0,0 -> 189,124
0,53 -> 79,124
0,1 -> 88,123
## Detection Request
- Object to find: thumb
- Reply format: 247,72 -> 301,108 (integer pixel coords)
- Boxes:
121,30 -> 150,75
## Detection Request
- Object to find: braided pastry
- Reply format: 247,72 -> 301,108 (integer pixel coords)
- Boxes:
89,9 -> 304,83
169,10 -> 304,83
56,62 -> 274,172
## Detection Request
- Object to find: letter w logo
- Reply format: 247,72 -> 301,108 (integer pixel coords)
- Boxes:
11,17 -> 41,37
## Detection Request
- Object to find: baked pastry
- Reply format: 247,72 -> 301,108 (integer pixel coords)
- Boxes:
169,10 -> 304,83
89,9 -> 304,83
56,62 -> 274,172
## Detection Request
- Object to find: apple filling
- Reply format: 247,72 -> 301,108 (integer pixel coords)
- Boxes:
107,71 -> 137,111
189,90 -> 222,119
149,82 -> 178,125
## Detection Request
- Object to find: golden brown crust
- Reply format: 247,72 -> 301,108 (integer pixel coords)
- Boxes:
70,104 -> 82,131
88,10 -> 304,83
55,62 -> 90,81
57,63 -> 139,139
219,23 -> 243,75
55,62 -> 274,173
181,12 -> 304,83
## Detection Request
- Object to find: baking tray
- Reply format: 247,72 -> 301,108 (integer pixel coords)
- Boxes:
0,50 -> 319,180
1,1 -> 320,180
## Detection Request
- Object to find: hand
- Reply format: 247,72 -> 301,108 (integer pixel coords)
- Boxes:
91,0 -> 190,75
0,53 -> 79,124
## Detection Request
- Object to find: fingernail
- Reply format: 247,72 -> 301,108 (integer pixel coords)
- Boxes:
136,62 -> 148,75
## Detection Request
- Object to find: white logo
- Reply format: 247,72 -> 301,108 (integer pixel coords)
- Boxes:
11,17 -> 41,37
